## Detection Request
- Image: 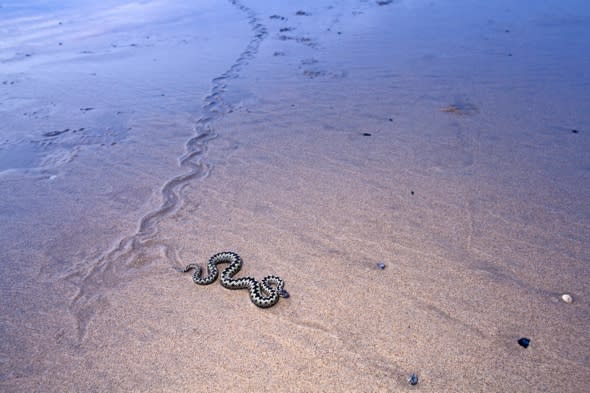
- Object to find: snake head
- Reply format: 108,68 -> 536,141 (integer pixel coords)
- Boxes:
278,288 -> 290,298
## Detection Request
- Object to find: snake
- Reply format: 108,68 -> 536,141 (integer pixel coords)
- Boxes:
180,251 -> 288,308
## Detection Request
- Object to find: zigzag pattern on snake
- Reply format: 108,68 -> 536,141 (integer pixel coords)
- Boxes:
180,251 -> 288,308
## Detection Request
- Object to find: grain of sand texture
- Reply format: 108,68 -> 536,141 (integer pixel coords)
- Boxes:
1,0 -> 589,392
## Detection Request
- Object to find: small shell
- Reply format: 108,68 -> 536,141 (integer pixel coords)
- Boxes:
560,294 -> 573,304
407,373 -> 419,385
376,262 -> 386,270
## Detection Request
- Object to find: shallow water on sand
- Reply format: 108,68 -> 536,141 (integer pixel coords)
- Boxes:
1,0 -> 590,392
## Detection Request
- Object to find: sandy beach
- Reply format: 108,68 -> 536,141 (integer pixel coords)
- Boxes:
1,0 -> 589,392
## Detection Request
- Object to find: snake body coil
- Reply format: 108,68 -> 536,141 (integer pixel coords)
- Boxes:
180,251 -> 287,308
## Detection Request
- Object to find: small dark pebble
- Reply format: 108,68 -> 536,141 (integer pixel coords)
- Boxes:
411,190 -> 414,195
508,53 -> 513,57
80,107 -> 94,112
571,129 -> 579,134
505,29 -> 510,33
518,338 -> 530,348
376,262 -> 386,270
295,10 -> 311,16
362,132 -> 372,136
408,373 -> 419,385
278,289 -> 290,298
388,118 -> 393,122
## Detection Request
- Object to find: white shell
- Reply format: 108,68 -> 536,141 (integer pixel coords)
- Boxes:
560,294 -> 573,304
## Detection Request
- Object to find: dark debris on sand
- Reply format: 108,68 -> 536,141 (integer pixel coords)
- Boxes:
440,102 -> 479,116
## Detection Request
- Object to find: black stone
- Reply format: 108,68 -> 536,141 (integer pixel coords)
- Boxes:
518,338 -> 530,348
362,132 -> 372,136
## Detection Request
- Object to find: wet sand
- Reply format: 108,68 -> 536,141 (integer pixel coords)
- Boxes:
1,0 -> 589,392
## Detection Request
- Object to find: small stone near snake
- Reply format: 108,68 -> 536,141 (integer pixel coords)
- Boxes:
376,262 -> 386,270
518,338 -> 530,348
408,373 -> 419,385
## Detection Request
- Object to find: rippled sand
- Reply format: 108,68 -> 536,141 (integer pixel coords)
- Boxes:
1,0 -> 589,392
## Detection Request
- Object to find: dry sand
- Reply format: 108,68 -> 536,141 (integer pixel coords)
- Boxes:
1,0 -> 589,392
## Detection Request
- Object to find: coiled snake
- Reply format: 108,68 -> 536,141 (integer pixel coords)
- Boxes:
180,251 -> 288,308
